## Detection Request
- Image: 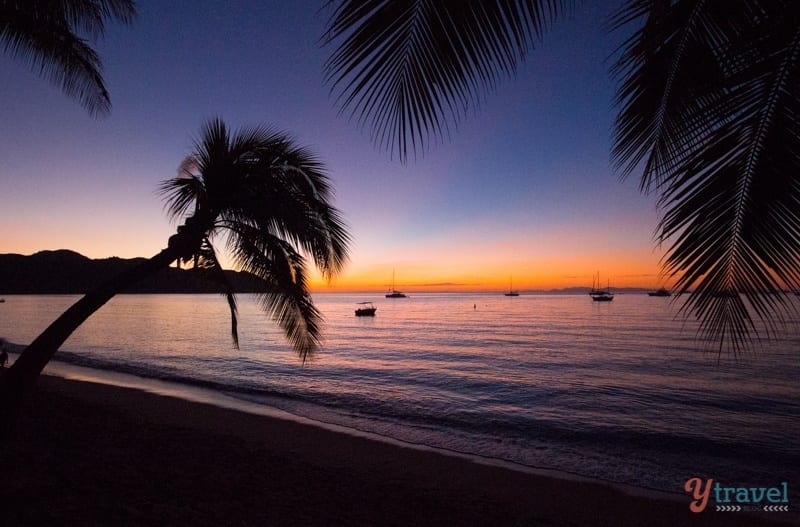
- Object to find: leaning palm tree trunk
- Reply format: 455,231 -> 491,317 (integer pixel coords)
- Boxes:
0,243 -> 182,435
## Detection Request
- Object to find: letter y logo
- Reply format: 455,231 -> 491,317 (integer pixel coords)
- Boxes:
684,477 -> 714,513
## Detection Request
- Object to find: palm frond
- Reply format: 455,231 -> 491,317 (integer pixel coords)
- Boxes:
213,126 -> 351,281
253,143 -> 351,280
323,0 -> 570,161
0,0 -> 135,115
612,0 -> 800,353
1,18 -> 109,115
194,238 -> 240,349
610,0 -> 732,190
191,117 -> 231,170
228,222 -> 322,361
158,168 -> 204,223
60,0 -> 137,38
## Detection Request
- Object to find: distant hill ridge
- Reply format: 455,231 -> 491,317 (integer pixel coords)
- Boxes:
0,250 -> 265,294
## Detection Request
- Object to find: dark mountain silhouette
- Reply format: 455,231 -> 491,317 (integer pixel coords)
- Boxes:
0,250 -> 267,294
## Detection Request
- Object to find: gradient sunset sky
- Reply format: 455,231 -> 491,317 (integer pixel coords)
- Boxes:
0,0 -> 669,292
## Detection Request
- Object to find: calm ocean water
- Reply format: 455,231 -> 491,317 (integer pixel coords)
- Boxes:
2,293 -> 799,494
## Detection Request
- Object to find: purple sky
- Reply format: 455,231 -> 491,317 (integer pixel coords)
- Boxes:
0,0 -> 668,291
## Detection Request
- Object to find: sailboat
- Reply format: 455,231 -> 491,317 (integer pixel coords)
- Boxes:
504,275 -> 519,296
385,270 -> 407,298
589,272 -> 614,302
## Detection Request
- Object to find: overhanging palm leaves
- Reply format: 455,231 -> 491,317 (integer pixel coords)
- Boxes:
325,0 -> 800,353
0,0 -> 135,115
611,0 -> 800,352
160,118 -> 350,359
323,0 -> 571,162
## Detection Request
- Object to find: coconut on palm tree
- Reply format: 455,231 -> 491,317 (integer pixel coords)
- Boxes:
0,118 -> 350,420
323,0 -> 800,352
0,0 -> 136,115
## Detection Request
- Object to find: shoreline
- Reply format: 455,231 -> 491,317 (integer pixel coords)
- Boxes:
27,355 -> 687,501
32,356 -> 676,492
2,372 -> 790,526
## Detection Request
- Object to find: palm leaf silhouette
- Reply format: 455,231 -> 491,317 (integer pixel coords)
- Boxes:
612,0 -> 800,352
0,0 -> 136,115
323,0 -> 570,162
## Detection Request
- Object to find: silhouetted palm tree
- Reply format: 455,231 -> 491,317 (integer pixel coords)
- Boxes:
323,0 -> 800,352
0,0 -> 136,115
0,118 -> 350,417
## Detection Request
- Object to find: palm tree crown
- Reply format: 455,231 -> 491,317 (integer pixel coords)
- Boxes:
160,118 -> 351,359
0,0 -> 136,115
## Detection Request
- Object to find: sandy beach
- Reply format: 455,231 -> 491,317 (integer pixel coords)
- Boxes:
0,375 -> 789,526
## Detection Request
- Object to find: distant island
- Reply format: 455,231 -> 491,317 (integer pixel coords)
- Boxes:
0,250 -> 266,294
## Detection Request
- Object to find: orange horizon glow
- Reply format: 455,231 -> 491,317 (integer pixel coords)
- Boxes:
307,278 -> 676,294
308,260 -> 674,293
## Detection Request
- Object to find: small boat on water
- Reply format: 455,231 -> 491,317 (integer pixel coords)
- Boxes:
647,288 -> 671,297
589,272 -> 614,302
504,275 -> 519,296
355,302 -> 377,316
591,292 -> 614,302
385,270 -> 407,298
